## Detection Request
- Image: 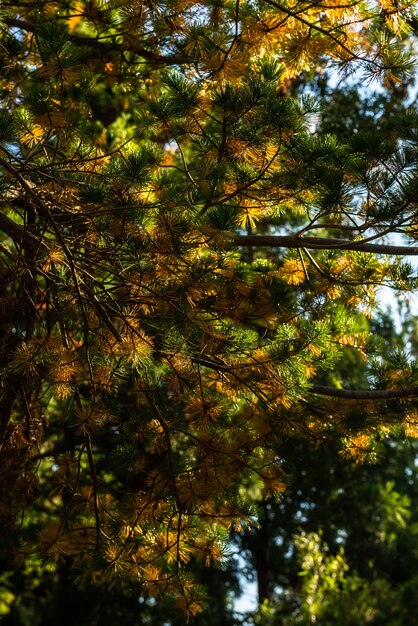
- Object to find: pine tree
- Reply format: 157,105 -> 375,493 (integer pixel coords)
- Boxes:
1,0 -> 418,619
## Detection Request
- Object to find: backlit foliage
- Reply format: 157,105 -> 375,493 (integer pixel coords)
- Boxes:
1,0 -> 418,617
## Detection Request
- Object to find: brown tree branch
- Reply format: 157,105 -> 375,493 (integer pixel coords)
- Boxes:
235,234 -> 418,255
311,385 -> 418,400
0,211 -> 42,252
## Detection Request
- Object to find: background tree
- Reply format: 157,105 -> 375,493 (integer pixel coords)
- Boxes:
1,0 -> 418,621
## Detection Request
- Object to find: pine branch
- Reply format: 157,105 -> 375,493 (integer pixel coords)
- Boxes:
2,17 -> 194,66
196,356 -> 418,400
311,385 -> 418,400
263,0 -> 382,69
235,235 -> 418,255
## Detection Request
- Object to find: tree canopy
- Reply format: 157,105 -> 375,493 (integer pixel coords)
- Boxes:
1,0 -> 418,620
